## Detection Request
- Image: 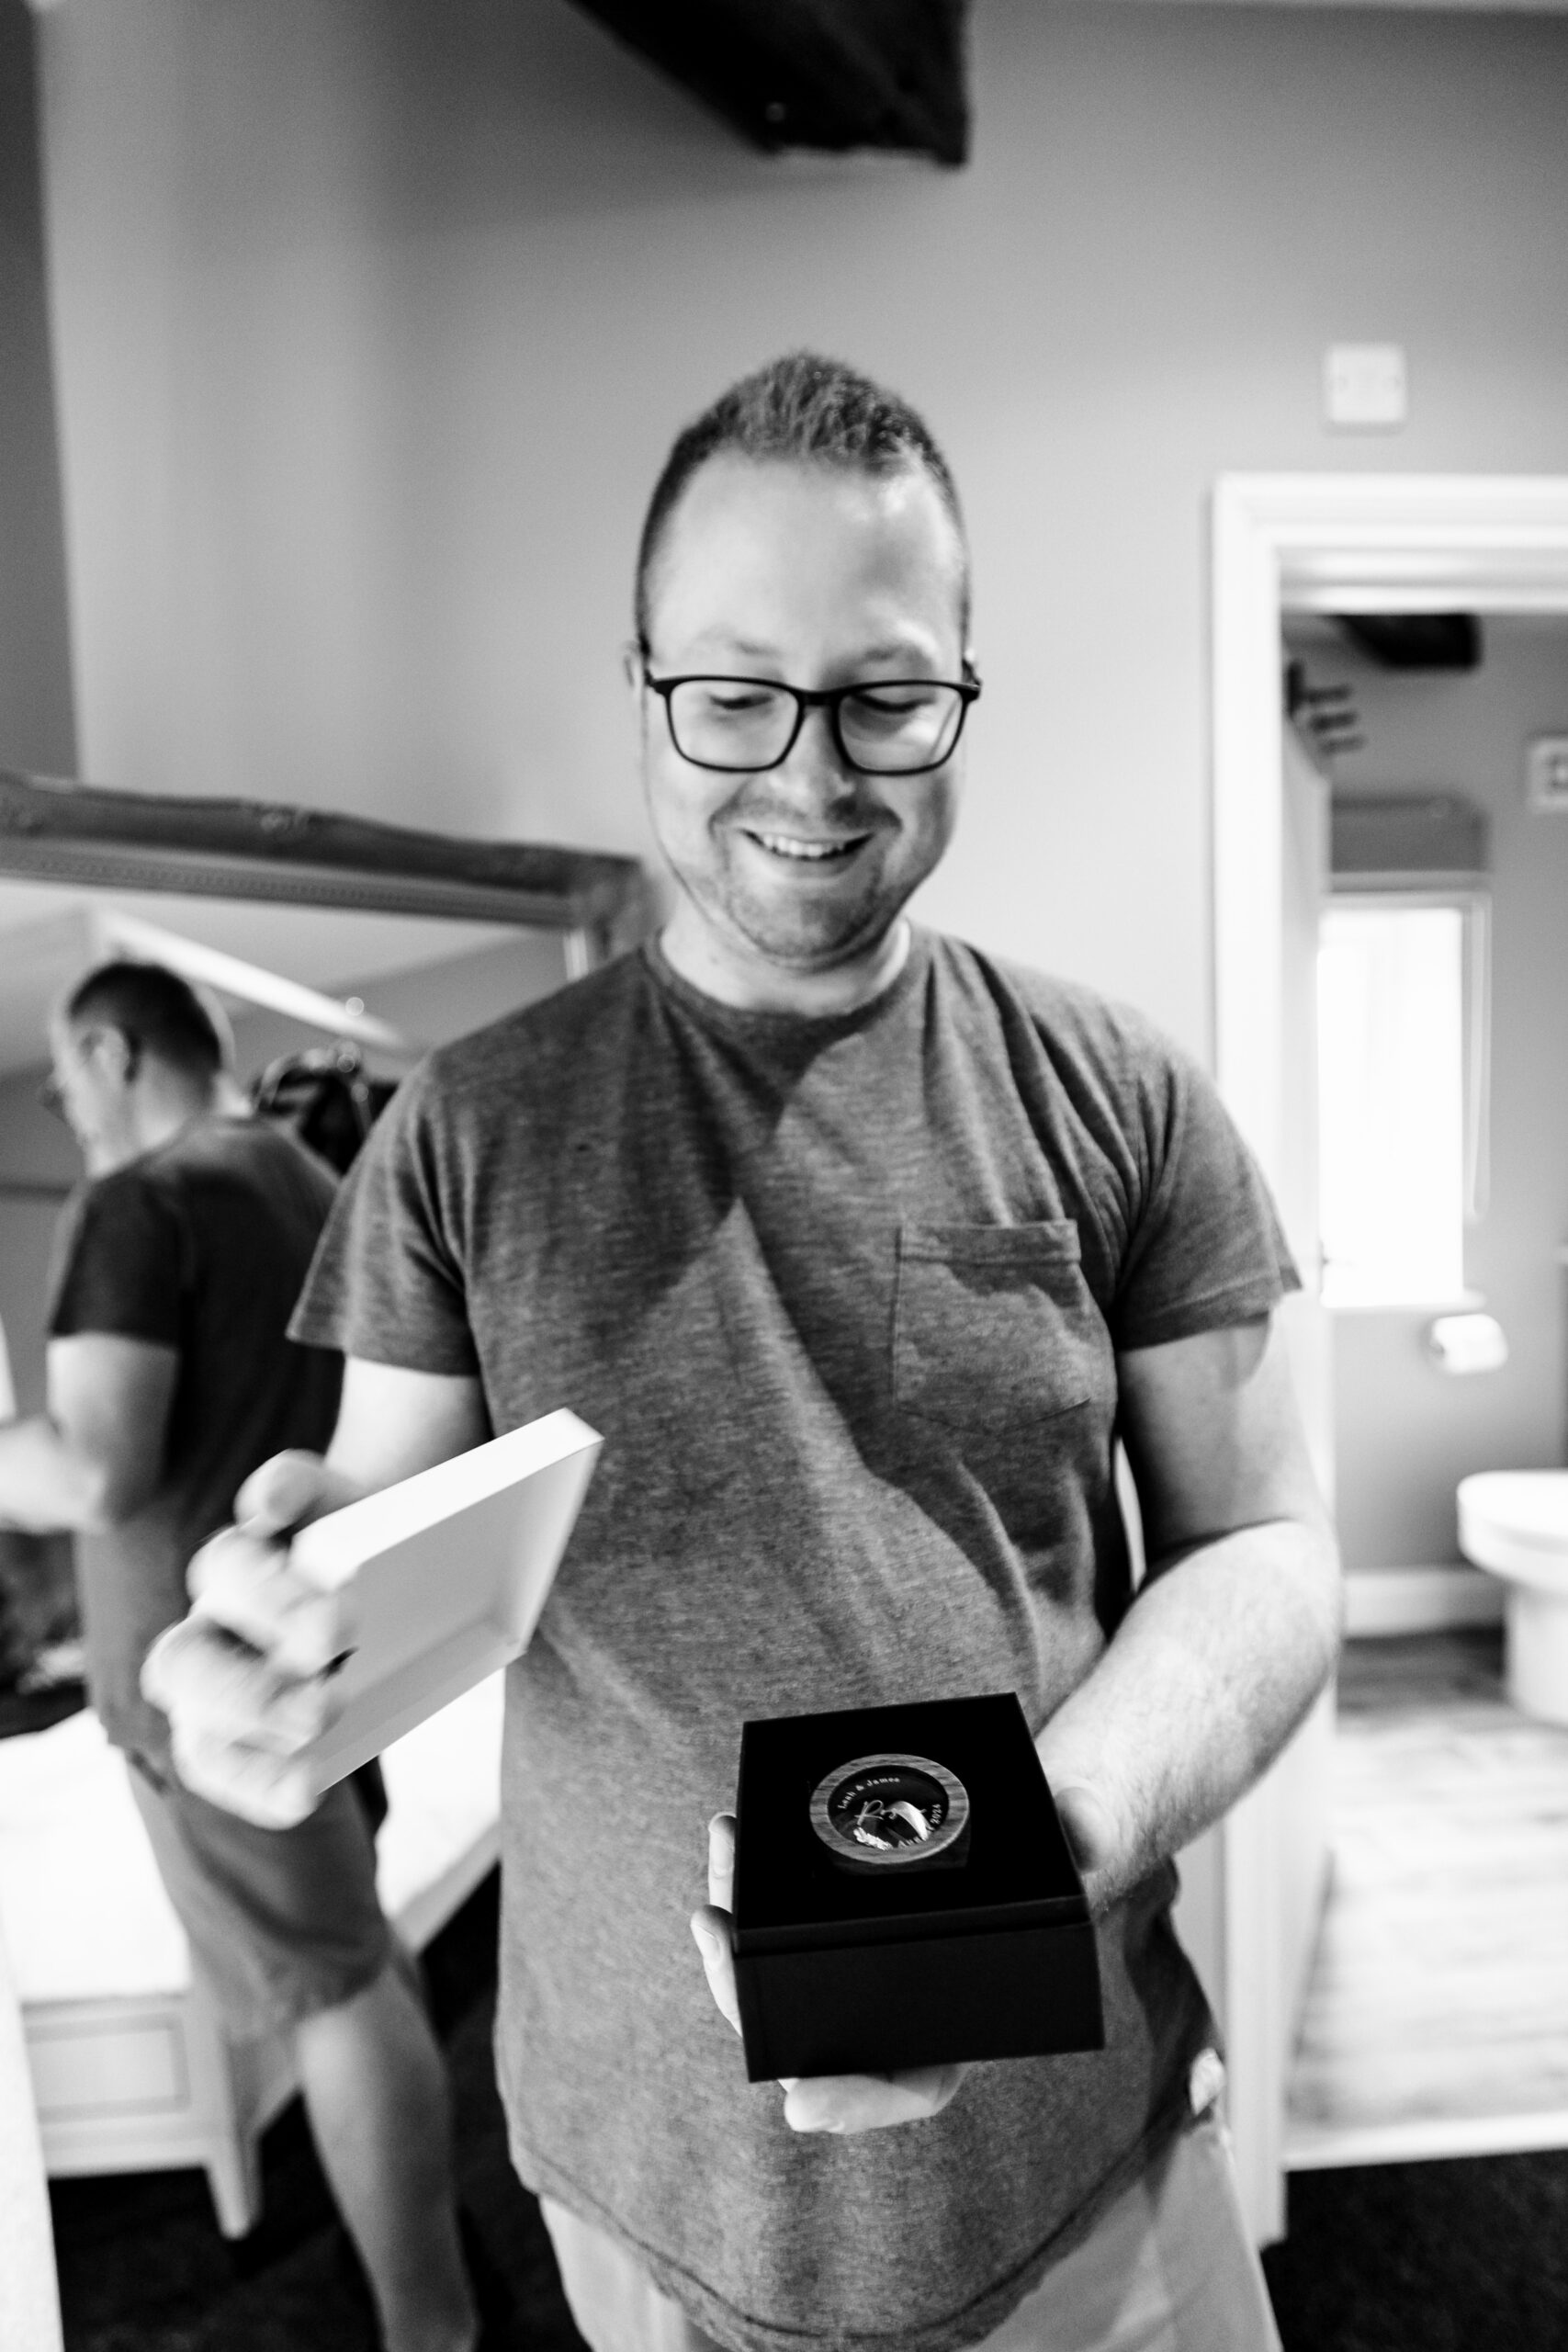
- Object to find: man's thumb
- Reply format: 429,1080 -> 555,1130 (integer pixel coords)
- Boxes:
1052,1781 -> 1119,1886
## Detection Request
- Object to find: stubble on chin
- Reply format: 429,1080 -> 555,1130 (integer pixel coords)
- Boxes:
714,858 -> 896,974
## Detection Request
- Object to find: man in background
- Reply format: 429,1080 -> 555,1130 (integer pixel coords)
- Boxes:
0,961 -> 481,2352
150,356 -> 1339,2352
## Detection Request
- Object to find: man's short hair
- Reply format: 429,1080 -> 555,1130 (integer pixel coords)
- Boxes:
65,961 -> 230,1082
636,351 -> 969,646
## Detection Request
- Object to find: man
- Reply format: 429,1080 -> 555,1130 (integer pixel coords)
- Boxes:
0,962 -> 479,2352
150,355 -> 1339,2352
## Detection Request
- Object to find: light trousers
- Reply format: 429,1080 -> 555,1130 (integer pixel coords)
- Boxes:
542,2110 -> 1282,2352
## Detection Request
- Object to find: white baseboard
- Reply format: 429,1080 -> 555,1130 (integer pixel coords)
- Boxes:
1343,1566 -> 1504,1637
1286,2105 -> 1568,2172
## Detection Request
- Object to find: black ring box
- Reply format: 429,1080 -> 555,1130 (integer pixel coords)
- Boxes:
731,1691 -> 1104,2082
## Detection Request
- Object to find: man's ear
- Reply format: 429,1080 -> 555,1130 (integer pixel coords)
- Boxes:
626,642 -> 652,755
90,1026 -> 138,1086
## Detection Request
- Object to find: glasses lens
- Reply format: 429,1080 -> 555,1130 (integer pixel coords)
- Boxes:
666,680 -> 797,771
838,683 -> 965,774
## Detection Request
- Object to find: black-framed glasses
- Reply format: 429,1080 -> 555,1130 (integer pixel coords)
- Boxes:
641,662 -> 981,776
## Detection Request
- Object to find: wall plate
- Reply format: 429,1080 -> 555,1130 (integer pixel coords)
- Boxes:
1526,737 -> 1568,812
1324,345 -> 1406,431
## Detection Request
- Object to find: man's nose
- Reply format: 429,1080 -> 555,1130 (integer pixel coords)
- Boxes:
772,702 -> 857,794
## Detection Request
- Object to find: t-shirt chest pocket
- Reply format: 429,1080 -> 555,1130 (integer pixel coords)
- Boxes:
893,1218 -> 1103,1436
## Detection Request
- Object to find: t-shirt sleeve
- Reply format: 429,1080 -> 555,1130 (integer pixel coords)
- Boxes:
288,1062 -> 479,1378
1109,1032 -> 1301,1353
48,1171 -> 185,1346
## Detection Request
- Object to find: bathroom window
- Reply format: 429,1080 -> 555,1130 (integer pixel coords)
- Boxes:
1317,892 -> 1490,1309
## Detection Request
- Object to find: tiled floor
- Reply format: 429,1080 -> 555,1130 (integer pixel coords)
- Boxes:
1286,1629 -> 1568,2169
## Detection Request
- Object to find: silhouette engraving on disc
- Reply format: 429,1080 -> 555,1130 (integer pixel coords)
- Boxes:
809,1752 -> 971,1873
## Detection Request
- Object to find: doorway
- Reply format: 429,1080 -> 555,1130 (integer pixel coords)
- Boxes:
1209,474 -> 1568,2242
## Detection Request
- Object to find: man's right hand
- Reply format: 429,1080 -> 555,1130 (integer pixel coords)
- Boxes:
140,1450 -> 364,1828
143,1360 -> 490,1826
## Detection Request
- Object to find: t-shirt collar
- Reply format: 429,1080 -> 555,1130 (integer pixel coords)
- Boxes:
642,925 -> 931,1045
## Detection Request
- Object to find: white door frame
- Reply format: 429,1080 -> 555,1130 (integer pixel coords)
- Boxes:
1209,472 -> 1568,2243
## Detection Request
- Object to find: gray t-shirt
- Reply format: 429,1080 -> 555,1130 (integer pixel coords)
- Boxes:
49,1116 -> 342,1764
294,931 -> 1297,2352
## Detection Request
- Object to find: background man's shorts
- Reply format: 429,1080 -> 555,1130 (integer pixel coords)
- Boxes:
126,1750 -> 393,2039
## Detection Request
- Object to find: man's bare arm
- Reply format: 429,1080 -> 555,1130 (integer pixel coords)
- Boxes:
0,1335 -> 178,1532
227,1357 -> 491,1542
1036,1313 -> 1341,1911
692,1312 -> 1337,2136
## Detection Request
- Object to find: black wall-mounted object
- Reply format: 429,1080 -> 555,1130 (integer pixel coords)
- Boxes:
1334,614 -> 1484,673
732,1691 -> 1104,2081
1284,661 -> 1365,761
568,0 -> 971,164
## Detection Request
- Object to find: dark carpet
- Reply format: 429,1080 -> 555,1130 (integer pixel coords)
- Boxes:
1264,2150 -> 1568,2352
47,1871 -> 1568,2350
48,1871 -> 587,2352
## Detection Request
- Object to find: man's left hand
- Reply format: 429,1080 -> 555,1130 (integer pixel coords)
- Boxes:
690,1812 -> 966,2134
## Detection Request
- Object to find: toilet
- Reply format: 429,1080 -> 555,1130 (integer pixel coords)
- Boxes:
1457,1470 -> 1568,1726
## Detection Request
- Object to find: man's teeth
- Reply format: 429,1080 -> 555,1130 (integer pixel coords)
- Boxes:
753,831 -> 861,861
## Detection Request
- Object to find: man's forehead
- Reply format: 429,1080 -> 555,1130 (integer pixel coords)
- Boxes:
648,451 -> 967,640
665,448 -> 953,540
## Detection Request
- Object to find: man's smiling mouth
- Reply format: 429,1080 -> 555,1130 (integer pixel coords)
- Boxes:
745,829 -> 871,864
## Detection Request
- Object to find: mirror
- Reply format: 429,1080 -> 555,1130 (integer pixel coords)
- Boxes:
0,769 -> 647,1415
0,772 -> 645,1739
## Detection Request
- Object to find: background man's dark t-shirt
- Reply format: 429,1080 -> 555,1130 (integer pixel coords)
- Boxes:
49,1115 -> 342,1765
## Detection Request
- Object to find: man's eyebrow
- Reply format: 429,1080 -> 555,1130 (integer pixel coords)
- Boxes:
661,633 -> 779,667
852,639 -> 939,666
716,637 -> 780,662
682,634 -> 939,669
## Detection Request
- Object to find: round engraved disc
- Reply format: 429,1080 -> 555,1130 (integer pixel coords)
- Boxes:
809,1752 -> 971,1872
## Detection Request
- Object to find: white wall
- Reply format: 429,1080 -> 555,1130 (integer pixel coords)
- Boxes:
35,0 -> 1568,1064
227,928 -> 575,1077
1305,617 -> 1568,1570
0,0 -> 74,780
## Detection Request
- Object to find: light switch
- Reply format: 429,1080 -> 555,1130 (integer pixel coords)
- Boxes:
1324,344 -> 1407,430
1526,736 -> 1568,812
